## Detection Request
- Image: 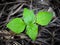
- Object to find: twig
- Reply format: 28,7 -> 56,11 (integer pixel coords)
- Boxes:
30,0 -> 33,9
0,1 -> 27,5
6,3 -> 25,22
0,5 -> 6,17
6,3 -> 21,11
10,3 -> 25,15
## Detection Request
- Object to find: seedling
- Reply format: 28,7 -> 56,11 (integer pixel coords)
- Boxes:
7,8 -> 53,41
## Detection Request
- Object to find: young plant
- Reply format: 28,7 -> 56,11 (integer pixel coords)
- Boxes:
7,8 -> 53,41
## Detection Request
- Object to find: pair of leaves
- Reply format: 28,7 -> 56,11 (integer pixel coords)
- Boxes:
7,8 -> 53,41
23,8 -> 38,40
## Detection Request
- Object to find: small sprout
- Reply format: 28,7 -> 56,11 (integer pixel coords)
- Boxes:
7,18 -> 25,34
7,8 -> 53,41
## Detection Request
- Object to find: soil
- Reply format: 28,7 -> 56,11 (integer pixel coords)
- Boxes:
0,0 -> 60,45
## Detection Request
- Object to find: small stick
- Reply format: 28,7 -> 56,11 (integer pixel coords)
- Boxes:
6,3 -> 25,22
0,1 -> 27,5
0,5 -> 6,17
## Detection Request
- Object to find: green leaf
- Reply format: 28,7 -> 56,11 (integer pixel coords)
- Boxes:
7,18 -> 25,34
23,8 -> 35,25
36,11 -> 53,26
26,24 -> 38,41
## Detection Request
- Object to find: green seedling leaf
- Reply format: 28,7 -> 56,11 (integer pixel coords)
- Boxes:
23,8 -> 35,25
7,18 -> 25,34
26,24 -> 38,41
36,11 -> 53,26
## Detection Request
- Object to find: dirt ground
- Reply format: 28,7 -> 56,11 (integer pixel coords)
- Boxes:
0,0 -> 60,45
